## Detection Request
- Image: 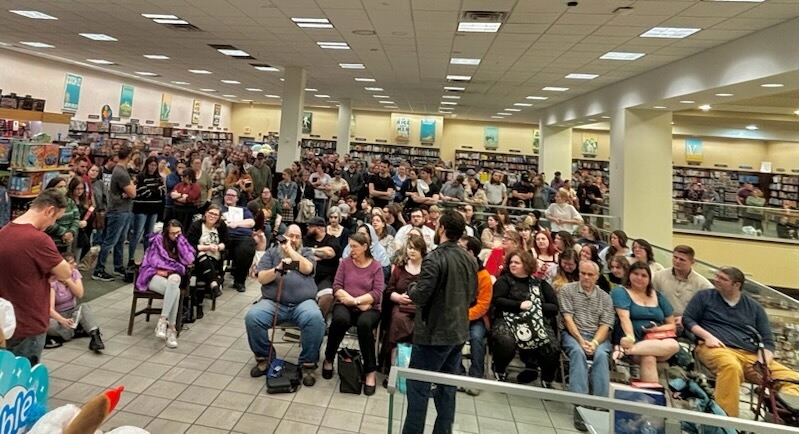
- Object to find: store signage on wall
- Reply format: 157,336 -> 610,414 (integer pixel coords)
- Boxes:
395,116 -> 410,142
101,105 -> 112,122
484,126 -> 499,149
302,112 -> 313,134
62,73 -> 82,112
420,119 -> 436,144
87,114 -> 100,120
119,84 -> 134,117
160,93 -> 172,122
192,99 -> 201,124
685,138 -> 703,163
213,104 -> 221,126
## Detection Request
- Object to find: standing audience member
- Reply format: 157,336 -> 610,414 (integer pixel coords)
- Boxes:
163,159 -> 186,222
43,177 -> 80,254
170,168 -> 201,230
47,252 -> 104,351
369,159 -> 396,209
546,190 -> 583,233
577,176 -> 603,218
484,170 -> 508,207
130,156 -> 165,265
68,177 -> 93,262
248,152 -> 273,197
310,162 -> 331,218
0,189 -> 72,364
402,210 -> 476,434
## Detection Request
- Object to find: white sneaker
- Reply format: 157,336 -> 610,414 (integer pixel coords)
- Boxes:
155,318 -> 167,339
165,329 -> 178,349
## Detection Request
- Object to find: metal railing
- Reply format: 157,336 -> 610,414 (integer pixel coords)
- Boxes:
674,199 -> 799,243
386,367 -> 799,434
441,200 -> 622,232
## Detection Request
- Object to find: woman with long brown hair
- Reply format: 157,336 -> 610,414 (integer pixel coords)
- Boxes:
186,204 -> 229,318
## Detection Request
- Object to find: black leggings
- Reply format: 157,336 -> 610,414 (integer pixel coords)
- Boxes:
194,255 -> 222,296
228,235 -> 255,285
491,322 -> 559,382
325,304 -> 381,373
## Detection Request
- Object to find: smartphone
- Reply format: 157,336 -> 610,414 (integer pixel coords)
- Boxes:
284,261 -> 299,271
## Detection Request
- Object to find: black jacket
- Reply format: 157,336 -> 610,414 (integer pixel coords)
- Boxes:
409,240 -> 477,346
186,220 -> 231,255
491,273 -> 559,322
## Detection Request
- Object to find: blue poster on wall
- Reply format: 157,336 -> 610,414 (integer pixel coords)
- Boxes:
62,73 -> 82,112
420,119 -> 436,143
484,126 -> 499,149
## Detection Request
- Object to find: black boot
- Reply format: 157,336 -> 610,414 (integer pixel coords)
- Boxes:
196,296 -> 205,320
89,329 -> 105,352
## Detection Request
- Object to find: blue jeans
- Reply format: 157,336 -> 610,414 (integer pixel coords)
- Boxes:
313,198 -> 327,218
95,211 -> 132,274
561,330 -> 611,397
403,344 -> 463,434
129,212 -> 158,262
244,298 -> 325,365
6,333 -> 46,366
460,320 -> 487,378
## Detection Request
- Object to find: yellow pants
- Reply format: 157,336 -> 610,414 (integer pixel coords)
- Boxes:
696,344 -> 799,417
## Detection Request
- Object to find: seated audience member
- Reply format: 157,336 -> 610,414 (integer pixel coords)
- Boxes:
598,230 -> 631,272
303,216 -> 341,318
371,213 -> 396,260
326,206 -> 350,250
457,236 -> 493,394
777,216 -> 797,239
343,224 -> 392,273
480,214 -> 505,250
629,239 -> 664,274
221,188 -> 256,292
380,234 -> 426,374
247,224 -> 323,386
579,244 -> 611,292
553,231 -> 580,255
559,260 -> 615,431
394,208 -> 436,252
575,224 -> 607,251
322,232 -> 384,395
611,262 -> 680,383
135,220 -> 196,349
515,222 -> 534,251
186,205 -> 229,318
607,255 -> 630,287
484,230 -> 522,279
47,252 -> 104,351
248,187 -> 285,236
491,250 -> 559,386
550,249 -> 579,292
683,266 -> 799,418
532,231 -> 558,280
651,245 -> 712,333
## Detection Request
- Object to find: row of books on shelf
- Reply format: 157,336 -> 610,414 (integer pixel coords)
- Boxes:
455,151 -> 536,165
6,141 -> 71,169
772,175 -> 799,185
350,143 -> 440,158
8,170 -> 63,196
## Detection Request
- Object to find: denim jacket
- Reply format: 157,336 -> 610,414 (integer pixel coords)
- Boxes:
135,233 -> 196,291
277,180 -> 298,204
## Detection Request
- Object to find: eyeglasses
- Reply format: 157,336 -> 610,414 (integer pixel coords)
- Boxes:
224,193 -> 238,197
206,212 -> 220,217
168,231 -> 182,236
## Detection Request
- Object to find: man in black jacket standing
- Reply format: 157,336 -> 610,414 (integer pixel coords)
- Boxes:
403,209 -> 477,434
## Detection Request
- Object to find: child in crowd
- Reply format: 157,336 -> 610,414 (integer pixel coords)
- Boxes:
47,252 -> 105,352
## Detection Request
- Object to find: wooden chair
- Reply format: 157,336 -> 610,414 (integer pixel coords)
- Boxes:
127,264 -> 193,337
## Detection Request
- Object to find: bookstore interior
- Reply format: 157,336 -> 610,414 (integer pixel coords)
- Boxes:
0,2 -> 798,433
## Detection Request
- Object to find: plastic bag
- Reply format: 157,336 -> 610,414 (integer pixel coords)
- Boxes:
395,343 -> 412,394
0,297 -> 16,341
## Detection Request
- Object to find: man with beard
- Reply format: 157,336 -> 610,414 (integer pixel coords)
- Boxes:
511,172 -> 535,208
368,159 -> 396,209
303,216 -> 341,318
394,208 -> 436,252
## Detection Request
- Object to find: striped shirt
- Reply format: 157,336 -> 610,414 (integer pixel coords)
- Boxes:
558,281 -> 615,333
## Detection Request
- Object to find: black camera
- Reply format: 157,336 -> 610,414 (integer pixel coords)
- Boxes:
276,234 -> 288,244
284,261 -> 299,271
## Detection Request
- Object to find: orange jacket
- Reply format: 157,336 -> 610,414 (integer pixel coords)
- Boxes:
469,268 -> 493,328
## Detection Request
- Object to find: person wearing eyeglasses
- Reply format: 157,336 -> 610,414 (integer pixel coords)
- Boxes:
187,204 -> 229,318
135,220 -> 196,348
221,188 -> 256,292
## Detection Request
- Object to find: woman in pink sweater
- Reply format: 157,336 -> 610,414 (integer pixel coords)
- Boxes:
322,231 -> 384,395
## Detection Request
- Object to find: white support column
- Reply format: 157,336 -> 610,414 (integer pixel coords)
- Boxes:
276,66 -> 306,171
336,99 -> 352,155
539,125 -> 573,181
609,108 -> 673,246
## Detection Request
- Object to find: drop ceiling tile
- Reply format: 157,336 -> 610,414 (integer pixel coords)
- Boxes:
658,16 -> 728,28
736,2 -> 799,19
507,12 -> 561,24
712,17 -> 786,31
592,26 -> 650,37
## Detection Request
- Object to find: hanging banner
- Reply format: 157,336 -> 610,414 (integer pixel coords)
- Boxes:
62,73 -> 82,112
119,84 -> 134,117
192,99 -> 201,124
395,117 -> 410,142
213,104 -> 221,126
302,112 -> 313,134
420,119 -> 436,143
685,138 -> 703,163
582,136 -> 598,157
484,126 -> 499,149
159,93 -> 172,122
533,129 -> 540,155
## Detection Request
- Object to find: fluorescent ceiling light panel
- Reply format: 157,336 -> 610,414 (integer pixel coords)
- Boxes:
542,87 -> 569,92
794,110 -> 799,115
444,86 -> 465,91
86,59 -> 114,64
220,80 -> 240,84
450,57 -> 481,65
379,101 -> 395,104
441,102 -> 457,105
305,88 -> 318,92
265,94 -> 280,98
679,100 -> 695,104
315,94 -> 330,98
171,81 -> 189,85
640,27 -> 701,39
189,69 -> 212,74
144,54 -> 169,60
252,64 -> 280,72
373,95 -> 389,98
10,10 -> 58,20
745,124 -> 758,130
217,49 -> 251,57
20,41 -> 54,48
446,75 -> 471,81
761,83 -> 784,88
457,22 -> 501,33
600,51 -> 645,61
514,103 -> 533,107
364,87 -> 383,91
153,19 -> 189,24
296,23 -> 334,28
653,106 -> 667,109
355,78 -> 375,82
241,99 -> 253,102
715,93 -> 734,97
317,42 -> 350,49
223,94 -> 237,97
498,112 -> 511,116
200,88 -> 216,92
79,33 -> 118,41
291,18 -> 330,23
292,18 -> 333,29
246,88 -> 263,92
442,95 -> 461,99
491,116 -> 504,119
565,73 -> 599,80
339,63 -> 365,69
699,104 -> 712,111
141,14 -> 178,19
134,71 -> 158,76
505,108 -> 521,112
526,96 -> 548,100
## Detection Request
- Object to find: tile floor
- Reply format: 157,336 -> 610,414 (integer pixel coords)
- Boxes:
42,279 -> 753,434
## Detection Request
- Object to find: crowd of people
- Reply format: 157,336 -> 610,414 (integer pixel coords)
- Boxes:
0,139 -> 797,434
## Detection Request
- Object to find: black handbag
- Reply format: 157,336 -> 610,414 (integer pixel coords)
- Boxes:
337,348 -> 364,394
267,360 -> 301,394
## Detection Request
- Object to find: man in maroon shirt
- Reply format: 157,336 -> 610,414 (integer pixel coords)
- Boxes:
0,189 -> 72,364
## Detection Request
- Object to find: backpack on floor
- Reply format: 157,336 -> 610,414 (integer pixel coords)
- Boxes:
266,359 -> 301,394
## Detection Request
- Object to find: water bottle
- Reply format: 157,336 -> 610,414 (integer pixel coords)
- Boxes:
70,305 -> 82,329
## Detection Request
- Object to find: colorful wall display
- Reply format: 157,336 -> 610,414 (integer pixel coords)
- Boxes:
62,73 -> 82,112
395,116 -> 410,142
302,111 -> 313,134
484,126 -> 499,149
101,105 -> 112,122
119,84 -> 134,117
159,93 -> 172,122
533,129 -> 540,155
420,119 -> 436,143
213,104 -> 221,126
685,138 -> 703,163
192,99 -> 201,124
582,136 -> 598,156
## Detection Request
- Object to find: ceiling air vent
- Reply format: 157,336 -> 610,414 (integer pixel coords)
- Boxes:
460,11 -> 508,24
164,23 -> 203,32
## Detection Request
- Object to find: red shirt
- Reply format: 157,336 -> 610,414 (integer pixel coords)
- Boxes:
484,248 -> 506,278
173,182 -> 201,207
0,223 -> 63,339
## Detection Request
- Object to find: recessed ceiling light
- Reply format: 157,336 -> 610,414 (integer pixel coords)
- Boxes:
265,94 -> 280,98
543,87 -> 569,92
305,88 -> 318,92
153,19 -> 189,24
653,106 -> 667,109
745,124 -> 758,130
794,109 -> 799,115
514,103 -> 533,107
761,83 -> 784,88
505,108 -> 521,112
10,10 -> 58,20
446,75 -> 471,81
365,87 -> 383,91
79,33 -> 118,41
444,86 -> 465,91
565,73 -> 599,80
223,94 -> 237,97
441,102 -> 458,105
339,63 -> 365,69
189,69 -> 213,74
241,99 -> 254,102
526,96 -> 548,100
379,101 -> 395,104
600,51 -> 645,61
601,116 -> 611,119
141,13 -> 179,19
20,41 -> 54,48
373,95 -> 389,98
491,116 -> 504,119
200,88 -> 217,92
317,42 -> 350,50
86,59 -> 115,65
354,78 -> 376,82
315,94 -> 330,98
251,64 -> 280,72
217,48 -> 251,57
292,18 -> 333,28
715,93 -> 734,97
640,27 -> 701,39
221,80 -> 240,84
457,22 -> 501,33
699,104 -> 712,111
450,57 -> 481,65
144,54 -> 169,60
386,106 -> 398,109
442,95 -> 461,99
297,23 -> 334,28
498,112 -> 512,116
292,18 -> 330,23
246,88 -> 263,92
134,71 -> 159,76
679,100 -> 695,104
172,81 -> 189,85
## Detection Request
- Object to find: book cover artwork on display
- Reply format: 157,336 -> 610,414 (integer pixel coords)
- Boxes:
160,93 -> 172,122
420,119 -> 436,143
533,129 -> 540,154
395,117 -> 410,142
62,73 -> 82,112
192,99 -> 201,124
119,84 -> 134,117
213,104 -> 221,126
484,126 -> 499,149
685,138 -> 703,163
302,112 -> 313,134
582,137 -> 598,157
